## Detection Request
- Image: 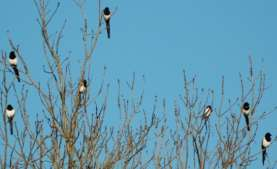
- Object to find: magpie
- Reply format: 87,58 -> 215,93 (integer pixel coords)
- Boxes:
202,105 -> 212,120
79,79 -> 87,93
9,51 -> 20,82
261,132 -> 272,165
6,104 -> 15,135
103,7 -> 112,39
241,102 -> 250,131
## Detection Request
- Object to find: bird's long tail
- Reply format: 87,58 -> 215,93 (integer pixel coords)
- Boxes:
105,20 -> 111,39
11,64 -> 20,82
262,146 -> 266,165
9,119 -> 13,135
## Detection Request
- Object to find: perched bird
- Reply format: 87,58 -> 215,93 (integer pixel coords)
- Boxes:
6,104 -> 15,135
261,132 -> 272,165
103,7 -> 112,39
202,105 -> 212,120
241,102 -> 250,131
79,79 -> 87,93
9,51 -> 20,82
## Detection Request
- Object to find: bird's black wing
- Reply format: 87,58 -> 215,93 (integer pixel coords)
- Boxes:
105,19 -> 111,39
11,65 -> 20,82
244,114 -> 250,131
202,113 -> 208,120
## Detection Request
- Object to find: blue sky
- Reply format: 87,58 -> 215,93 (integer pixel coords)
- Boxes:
1,0 -> 277,168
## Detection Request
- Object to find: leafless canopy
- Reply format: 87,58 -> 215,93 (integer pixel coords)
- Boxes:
0,0 -> 276,169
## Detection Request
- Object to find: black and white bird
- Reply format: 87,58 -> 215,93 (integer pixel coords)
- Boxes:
241,102 -> 250,131
6,104 -> 15,135
79,79 -> 87,93
103,7 -> 112,39
9,51 -> 20,82
261,132 -> 272,165
202,105 -> 212,120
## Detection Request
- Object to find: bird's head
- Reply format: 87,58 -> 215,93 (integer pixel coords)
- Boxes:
103,7 -> 111,15
9,51 -> 16,59
242,102 -> 250,110
265,132 -> 272,141
83,79 -> 87,87
6,104 -> 13,111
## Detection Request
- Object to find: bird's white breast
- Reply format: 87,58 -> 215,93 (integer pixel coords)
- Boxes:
79,85 -> 86,93
205,111 -> 211,117
205,108 -> 211,115
9,58 -> 17,65
263,138 -> 271,148
6,109 -> 15,118
242,109 -> 250,115
104,14 -> 111,20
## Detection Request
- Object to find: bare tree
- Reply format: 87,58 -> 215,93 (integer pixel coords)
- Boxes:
0,0 -> 276,169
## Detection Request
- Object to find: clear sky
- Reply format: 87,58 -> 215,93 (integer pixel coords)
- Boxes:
1,0 -> 277,168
